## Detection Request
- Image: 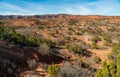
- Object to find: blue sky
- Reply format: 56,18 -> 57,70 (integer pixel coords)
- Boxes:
0,0 -> 120,15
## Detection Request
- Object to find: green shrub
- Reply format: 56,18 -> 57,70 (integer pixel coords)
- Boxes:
95,42 -> 120,77
108,60 -> 117,77
75,31 -> 82,35
108,42 -> 120,60
112,42 -> 120,52
94,56 -> 101,63
38,44 -> 51,55
102,34 -> 112,43
66,42 -> 88,56
0,25 -> 54,47
102,61 -> 110,77
69,19 -> 78,25
48,64 -> 59,77
91,43 -> 99,49
27,59 -> 37,70
95,70 -> 102,77
92,36 -> 101,43
117,54 -> 120,77
59,62 -> 93,77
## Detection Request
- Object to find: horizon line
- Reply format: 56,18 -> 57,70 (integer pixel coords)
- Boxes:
0,14 -> 120,16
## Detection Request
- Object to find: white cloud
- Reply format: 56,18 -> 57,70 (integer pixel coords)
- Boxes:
0,3 -> 27,12
62,0 -> 120,15
0,2 -> 42,15
64,6 -> 92,15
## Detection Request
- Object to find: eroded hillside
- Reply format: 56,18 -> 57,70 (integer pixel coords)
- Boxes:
0,14 -> 120,77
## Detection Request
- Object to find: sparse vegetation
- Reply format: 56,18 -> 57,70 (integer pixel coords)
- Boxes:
95,42 -> 120,77
0,15 -> 120,77
48,64 -> 59,77
59,62 -> 94,77
66,42 -> 88,56
92,36 -> 101,43
27,59 -> 37,70
0,25 -> 54,47
94,56 -> 101,63
102,34 -> 112,44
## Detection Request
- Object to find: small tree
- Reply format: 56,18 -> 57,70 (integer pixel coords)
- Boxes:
117,54 -> 120,77
108,60 -> 117,77
102,61 -> 110,77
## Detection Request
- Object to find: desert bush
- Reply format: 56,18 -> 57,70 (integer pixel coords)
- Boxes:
54,38 -> 66,46
93,56 -> 101,63
59,62 -> 81,77
27,59 -> 37,70
108,27 -> 118,32
108,60 -> 117,77
92,36 -> 101,43
37,44 -> 51,55
117,54 -> 120,77
48,64 -> 59,77
108,42 -> 120,60
102,34 -> 112,43
95,42 -> 120,77
49,32 -> 55,37
59,62 -> 94,77
101,61 -> 110,77
75,31 -> 83,35
0,25 -> 54,47
95,70 -> 102,77
91,43 -> 99,49
68,26 -> 75,32
69,19 -> 78,25
7,26 -> 26,29
67,31 -> 73,35
75,59 -> 89,68
38,25 -> 45,29
66,42 -> 88,56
